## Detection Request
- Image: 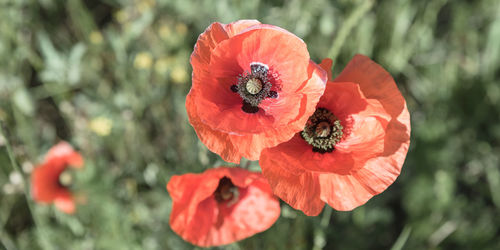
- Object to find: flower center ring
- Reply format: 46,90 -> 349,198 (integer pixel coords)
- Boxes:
301,108 -> 344,153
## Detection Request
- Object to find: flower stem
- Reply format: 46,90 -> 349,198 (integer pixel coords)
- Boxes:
327,0 -> 374,66
0,122 -> 52,249
313,207 -> 333,250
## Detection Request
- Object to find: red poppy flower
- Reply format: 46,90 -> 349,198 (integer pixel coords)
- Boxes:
31,141 -> 84,214
187,20 -> 327,163
167,167 -> 280,247
260,54 -> 411,216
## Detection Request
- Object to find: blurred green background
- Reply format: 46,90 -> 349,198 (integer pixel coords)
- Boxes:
1,0 -> 500,249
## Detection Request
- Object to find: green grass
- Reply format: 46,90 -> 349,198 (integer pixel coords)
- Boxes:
1,0 -> 500,249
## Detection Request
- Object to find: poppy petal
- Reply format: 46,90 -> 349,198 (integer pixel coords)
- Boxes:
188,62 -> 326,162
330,55 -> 411,205
207,181 -> 280,246
333,54 -> 408,120
353,109 -> 410,194
318,172 -> 375,211
191,20 -> 261,86
259,55 -> 410,215
260,151 -> 325,216
167,167 -> 280,247
195,26 -> 311,134
186,89 -> 242,163
45,141 -> 84,168
31,163 -> 61,202
187,20 -> 327,163
54,190 -> 76,214
319,58 -> 333,80
167,171 -> 221,233
223,19 -> 261,37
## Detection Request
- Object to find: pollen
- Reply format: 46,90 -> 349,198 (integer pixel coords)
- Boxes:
301,108 -> 343,153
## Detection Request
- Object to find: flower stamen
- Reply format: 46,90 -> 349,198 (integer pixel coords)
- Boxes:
233,62 -> 273,113
214,177 -> 239,205
300,108 -> 343,153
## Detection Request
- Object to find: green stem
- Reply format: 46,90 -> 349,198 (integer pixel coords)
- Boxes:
0,122 -> 52,249
0,224 -> 18,250
320,206 -> 333,228
313,207 -> 333,250
327,0 -> 375,66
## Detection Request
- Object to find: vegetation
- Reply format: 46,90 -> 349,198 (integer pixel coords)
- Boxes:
1,0 -> 499,249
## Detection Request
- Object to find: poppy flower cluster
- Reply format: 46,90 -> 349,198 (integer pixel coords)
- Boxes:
27,19 -> 410,248
31,141 -> 84,214
185,20 -> 409,222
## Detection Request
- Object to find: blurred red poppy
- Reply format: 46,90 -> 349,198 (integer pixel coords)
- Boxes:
167,167 -> 280,247
31,141 -> 84,214
260,55 -> 411,216
187,20 -> 327,163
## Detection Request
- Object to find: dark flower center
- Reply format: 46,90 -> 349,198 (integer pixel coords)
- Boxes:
300,108 -> 343,153
230,62 -> 277,114
214,177 -> 239,204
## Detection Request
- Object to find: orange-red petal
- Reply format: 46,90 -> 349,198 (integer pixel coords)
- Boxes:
195,25 -> 311,134
259,55 -> 411,214
187,61 -> 326,163
333,54 -> 409,120
260,153 -> 325,216
167,167 -> 280,247
332,54 -> 411,198
186,20 -> 327,163
190,20 -> 261,83
54,190 -> 76,214
31,159 -> 65,202
31,141 -> 84,213
319,58 -> 333,80
45,141 -> 84,168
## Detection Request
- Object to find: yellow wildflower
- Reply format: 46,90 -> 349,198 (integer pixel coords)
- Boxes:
134,52 -> 153,69
171,65 -> 188,84
90,31 -> 103,44
89,116 -> 113,136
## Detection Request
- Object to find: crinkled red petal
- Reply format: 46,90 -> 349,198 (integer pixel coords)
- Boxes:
45,141 -> 84,168
54,190 -> 76,214
31,160 -> 66,202
260,55 -> 410,214
167,167 -> 280,247
187,61 -> 326,163
194,25 -> 311,134
190,20 -> 261,84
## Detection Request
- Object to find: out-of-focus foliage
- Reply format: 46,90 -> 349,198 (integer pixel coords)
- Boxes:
1,0 -> 500,249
